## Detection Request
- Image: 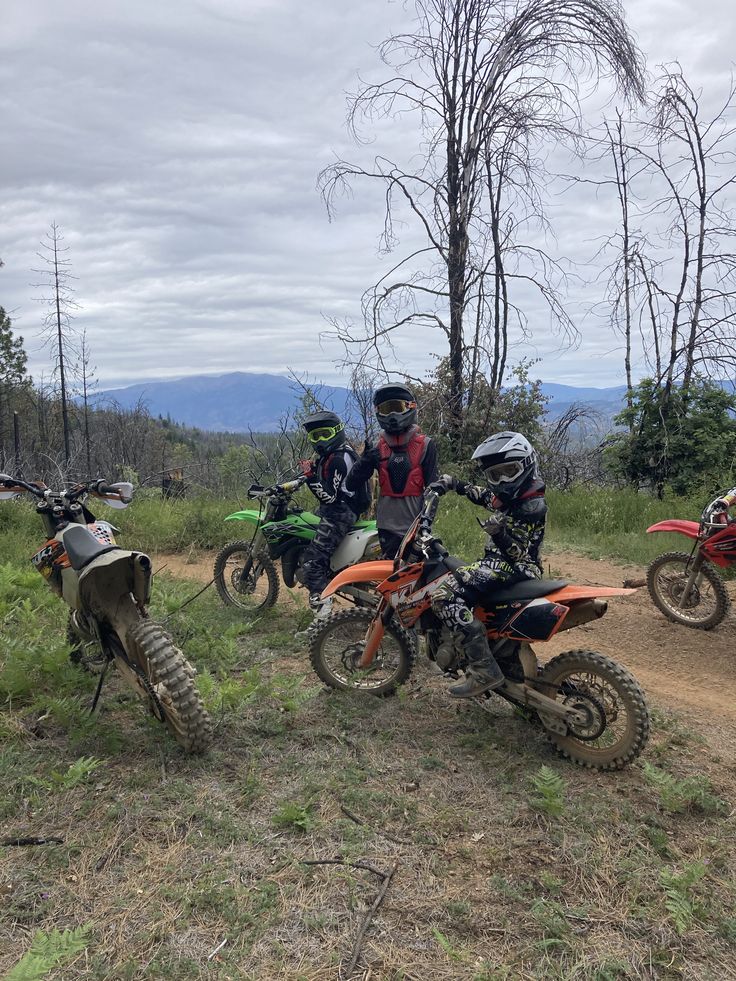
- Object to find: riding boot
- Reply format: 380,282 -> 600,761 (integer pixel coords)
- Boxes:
449,619 -> 505,698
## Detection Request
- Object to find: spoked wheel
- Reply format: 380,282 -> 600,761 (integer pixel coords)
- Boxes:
647,551 -> 729,630
538,650 -> 650,770
126,621 -> 212,753
213,540 -> 280,613
308,608 -> 416,696
67,612 -> 108,675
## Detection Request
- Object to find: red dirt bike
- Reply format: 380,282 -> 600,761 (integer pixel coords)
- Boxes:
308,490 -> 650,771
647,499 -> 735,630
0,474 -> 211,753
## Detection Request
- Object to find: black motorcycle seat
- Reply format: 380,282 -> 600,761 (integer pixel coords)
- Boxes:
63,524 -> 119,572
489,579 -> 568,602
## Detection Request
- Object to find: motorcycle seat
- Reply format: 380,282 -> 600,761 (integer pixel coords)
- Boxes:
63,524 -> 119,572
489,579 -> 568,602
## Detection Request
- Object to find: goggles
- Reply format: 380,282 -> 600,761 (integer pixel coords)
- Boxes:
376,399 -> 416,415
483,460 -> 524,484
306,423 -> 343,444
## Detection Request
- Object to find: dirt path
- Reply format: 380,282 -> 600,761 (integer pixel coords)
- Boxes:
155,548 -> 736,739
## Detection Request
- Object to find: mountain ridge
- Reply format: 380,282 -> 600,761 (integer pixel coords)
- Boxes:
94,371 -> 629,432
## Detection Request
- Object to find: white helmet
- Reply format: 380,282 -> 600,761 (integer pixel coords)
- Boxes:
471,431 -> 539,501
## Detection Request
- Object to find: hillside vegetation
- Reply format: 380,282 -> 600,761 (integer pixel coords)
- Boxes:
1,489 -> 735,979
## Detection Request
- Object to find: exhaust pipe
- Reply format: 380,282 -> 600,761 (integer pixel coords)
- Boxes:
559,599 -> 608,632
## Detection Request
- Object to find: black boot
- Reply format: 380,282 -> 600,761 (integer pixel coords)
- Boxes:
449,620 -> 505,698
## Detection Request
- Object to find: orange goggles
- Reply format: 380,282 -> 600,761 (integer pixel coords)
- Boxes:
376,399 -> 416,414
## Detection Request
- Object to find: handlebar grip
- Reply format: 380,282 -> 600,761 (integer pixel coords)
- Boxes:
95,481 -> 115,496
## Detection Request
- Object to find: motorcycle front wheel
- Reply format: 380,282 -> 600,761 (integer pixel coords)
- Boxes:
647,551 -> 729,629
213,540 -> 280,612
537,649 -> 650,770
126,620 -> 212,753
308,608 -> 416,696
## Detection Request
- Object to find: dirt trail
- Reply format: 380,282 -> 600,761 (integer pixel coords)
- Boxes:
155,548 -> 736,734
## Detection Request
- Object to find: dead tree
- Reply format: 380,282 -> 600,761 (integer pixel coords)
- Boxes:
319,0 -> 644,451
77,329 -> 97,475
32,223 -> 79,466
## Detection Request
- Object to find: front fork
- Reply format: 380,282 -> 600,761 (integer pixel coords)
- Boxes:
677,550 -> 704,607
357,602 -> 391,668
239,529 -> 266,583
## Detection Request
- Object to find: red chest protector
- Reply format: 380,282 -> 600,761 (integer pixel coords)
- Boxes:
377,429 -> 428,498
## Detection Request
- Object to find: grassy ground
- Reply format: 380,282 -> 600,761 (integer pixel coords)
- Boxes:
2,489 -> 735,978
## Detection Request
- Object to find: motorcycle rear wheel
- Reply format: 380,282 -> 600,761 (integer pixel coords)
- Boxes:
538,649 -> 649,770
308,608 -> 416,696
213,540 -> 280,612
127,620 -> 212,753
647,550 -> 729,630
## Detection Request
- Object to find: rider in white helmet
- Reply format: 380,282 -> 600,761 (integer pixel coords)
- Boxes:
428,431 -> 547,697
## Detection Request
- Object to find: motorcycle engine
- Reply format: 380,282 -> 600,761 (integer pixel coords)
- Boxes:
428,627 -> 463,672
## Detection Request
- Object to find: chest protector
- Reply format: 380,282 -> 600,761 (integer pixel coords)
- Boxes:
378,429 -> 428,498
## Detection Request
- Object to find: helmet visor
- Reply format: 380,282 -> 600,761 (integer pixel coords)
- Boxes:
483,460 -> 524,484
307,424 -> 342,444
376,399 -> 416,415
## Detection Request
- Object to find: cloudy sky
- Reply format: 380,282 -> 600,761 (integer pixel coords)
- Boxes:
1,0 -> 733,390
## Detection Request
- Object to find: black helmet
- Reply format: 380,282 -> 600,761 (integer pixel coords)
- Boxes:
374,383 -> 417,435
302,410 -> 346,456
471,431 -> 539,502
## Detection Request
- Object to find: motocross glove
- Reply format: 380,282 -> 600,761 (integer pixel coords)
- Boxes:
428,474 -> 456,496
459,483 -> 487,505
361,439 -> 381,468
479,511 -> 508,536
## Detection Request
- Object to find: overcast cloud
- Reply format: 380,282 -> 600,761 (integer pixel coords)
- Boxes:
1,0 -> 734,390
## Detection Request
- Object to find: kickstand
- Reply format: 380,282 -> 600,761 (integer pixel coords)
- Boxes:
90,661 -> 110,714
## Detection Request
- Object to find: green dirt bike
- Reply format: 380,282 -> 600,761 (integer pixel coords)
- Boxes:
213,479 -> 382,613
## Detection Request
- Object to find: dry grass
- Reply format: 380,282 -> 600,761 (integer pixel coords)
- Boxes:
1,584 -> 736,980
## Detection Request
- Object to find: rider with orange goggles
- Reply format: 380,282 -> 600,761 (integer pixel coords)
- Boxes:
346,382 -> 439,558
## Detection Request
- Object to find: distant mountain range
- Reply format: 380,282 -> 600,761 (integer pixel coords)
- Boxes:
94,371 -> 630,432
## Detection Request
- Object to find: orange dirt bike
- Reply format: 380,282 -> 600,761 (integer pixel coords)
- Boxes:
646,498 -> 736,629
0,474 -> 211,753
308,490 -> 650,770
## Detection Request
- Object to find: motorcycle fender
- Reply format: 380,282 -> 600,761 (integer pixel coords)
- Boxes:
61,567 -> 81,610
78,550 -> 150,614
321,560 -> 395,599
224,509 -> 262,524
646,519 -> 700,538
331,527 -> 381,571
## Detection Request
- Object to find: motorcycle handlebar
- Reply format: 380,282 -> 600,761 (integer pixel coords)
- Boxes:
0,475 -> 127,503
0,475 -> 46,499
249,476 -> 307,499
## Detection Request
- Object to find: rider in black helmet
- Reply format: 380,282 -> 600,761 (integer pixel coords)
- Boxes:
299,410 -> 363,619
346,382 -> 439,558
428,431 -> 547,697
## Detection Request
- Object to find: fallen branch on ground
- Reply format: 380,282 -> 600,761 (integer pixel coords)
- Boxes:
340,803 -> 407,845
1,836 -> 64,847
301,856 -> 399,979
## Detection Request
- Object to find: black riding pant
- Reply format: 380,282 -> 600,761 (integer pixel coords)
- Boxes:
378,528 -> 405,560
301,503 -> 356,595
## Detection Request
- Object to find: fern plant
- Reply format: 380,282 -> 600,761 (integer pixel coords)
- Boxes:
642,762 -> 725,815
529,766 -> 566,818
660,861 -> 707,935
28,756 -> 101,793
7,925 -> 91,981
